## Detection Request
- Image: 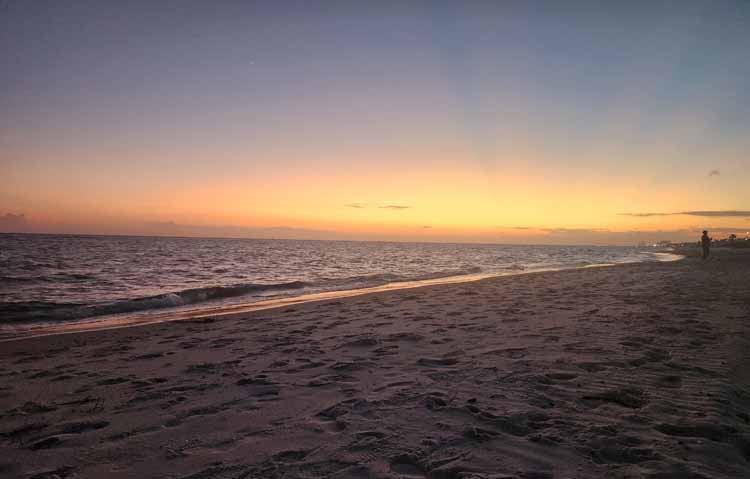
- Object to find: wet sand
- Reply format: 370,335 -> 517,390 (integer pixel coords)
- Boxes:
1,254 -> 749,478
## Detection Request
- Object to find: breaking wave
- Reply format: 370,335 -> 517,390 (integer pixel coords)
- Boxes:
0,267 -> 483,324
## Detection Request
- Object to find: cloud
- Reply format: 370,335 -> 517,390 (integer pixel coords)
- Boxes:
0,213 -> 29,232
540,227 -> 608,234
619,210 -> 750,218
708,169 -> 720,177
379,205 -> 411,210
346,203 -> 412,210
619,212 -> 671,217
681,210 -> 750,217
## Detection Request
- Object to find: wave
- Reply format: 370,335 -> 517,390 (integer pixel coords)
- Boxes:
319,266 -> 482,289
0,281 -> 309,323
0,275 -> 40,284
0,267 -> 483,324
0,272 -> 95,284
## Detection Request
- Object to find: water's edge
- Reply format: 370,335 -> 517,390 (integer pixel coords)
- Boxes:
0,254 -> 684,342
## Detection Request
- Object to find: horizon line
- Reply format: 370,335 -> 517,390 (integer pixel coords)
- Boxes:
0,230 -> 675,248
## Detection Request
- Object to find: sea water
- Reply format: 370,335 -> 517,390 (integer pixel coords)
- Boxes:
0,234 -> 678,331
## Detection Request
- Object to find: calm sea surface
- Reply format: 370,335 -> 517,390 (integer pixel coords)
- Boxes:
0,234 -> 677,328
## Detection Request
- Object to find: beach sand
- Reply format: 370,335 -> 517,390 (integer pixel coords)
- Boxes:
1,254 -> 749,478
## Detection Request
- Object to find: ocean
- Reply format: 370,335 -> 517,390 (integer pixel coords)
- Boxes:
0,233 -> 678,332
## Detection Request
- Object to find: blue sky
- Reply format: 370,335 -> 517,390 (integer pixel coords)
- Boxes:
1,1 -> 749,243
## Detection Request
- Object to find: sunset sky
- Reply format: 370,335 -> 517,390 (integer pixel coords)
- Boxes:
2,1 -> 749,244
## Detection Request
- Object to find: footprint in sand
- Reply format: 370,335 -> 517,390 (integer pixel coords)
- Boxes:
373,380 -> 414,392
329,361 -> 375,372
463,425 -> 501,442
482,347 -> 528,359
387,332 -> 425,342
389,454 -> 425,477
581,387 -> 649,409
307,374 -> 355,387
272,449 -> 310,462
348,430 -> 388,450
545,372 -> 578,381
655,374 -> 682,388
58,420 -> 110,434
339,337 -> 380,349
417,357 -> 459,367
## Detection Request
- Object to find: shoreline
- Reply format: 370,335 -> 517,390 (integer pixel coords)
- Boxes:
2,253 -> 748,478
1,254 -> 683,342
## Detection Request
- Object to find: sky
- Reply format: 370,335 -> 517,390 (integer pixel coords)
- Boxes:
1,0 -> 749,245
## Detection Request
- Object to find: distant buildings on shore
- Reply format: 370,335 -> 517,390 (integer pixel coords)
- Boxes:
666,234 -> 750,249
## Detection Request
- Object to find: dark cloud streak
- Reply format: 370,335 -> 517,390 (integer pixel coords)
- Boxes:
681,210 -> 750,217
379,205 -> 411,210
620,210 -> 750,218
619,212 -> 671,217
346,203 -> 413,210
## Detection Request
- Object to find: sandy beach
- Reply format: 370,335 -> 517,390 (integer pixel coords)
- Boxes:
2,254 -> 749,479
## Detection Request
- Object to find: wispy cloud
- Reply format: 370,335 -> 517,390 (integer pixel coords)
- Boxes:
620,210 -> 750,218
708,169 -> 720,177
539,228 -> 610,234
379,204 -> 411,210
346,203 -> 412,210
619,212 -> 672,217
682,210 -> 750,217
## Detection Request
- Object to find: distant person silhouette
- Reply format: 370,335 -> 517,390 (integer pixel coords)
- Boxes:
701,230 -> 711,259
